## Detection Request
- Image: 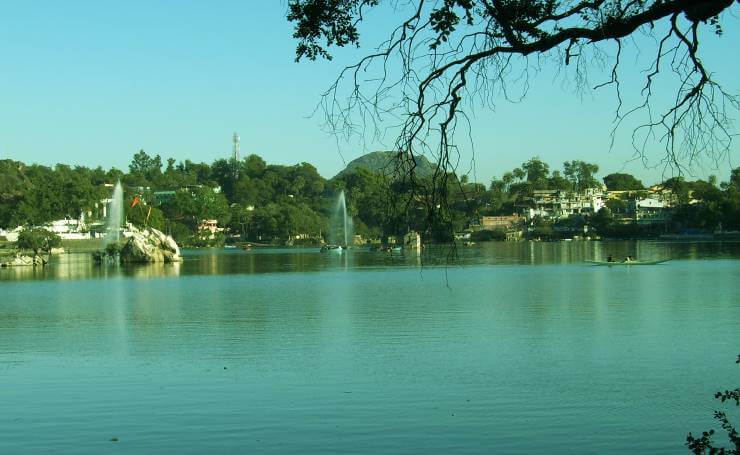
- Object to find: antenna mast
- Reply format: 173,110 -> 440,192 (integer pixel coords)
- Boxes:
232,132 -> 240,161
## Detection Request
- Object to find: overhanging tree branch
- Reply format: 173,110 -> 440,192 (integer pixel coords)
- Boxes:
289,0 -> 739,228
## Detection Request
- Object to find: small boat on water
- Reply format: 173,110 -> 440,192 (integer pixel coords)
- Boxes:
586,259 -> 671,266
320,245 -> 342,252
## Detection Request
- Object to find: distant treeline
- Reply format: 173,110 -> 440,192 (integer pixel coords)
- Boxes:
0,152 -> 738,245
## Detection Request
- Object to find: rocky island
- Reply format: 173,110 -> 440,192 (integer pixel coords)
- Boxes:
95,225 -> 182,264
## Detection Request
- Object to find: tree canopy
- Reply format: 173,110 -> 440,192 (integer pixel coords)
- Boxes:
2,152 -> 739,244
603,172 -> 645,191
16,228 -> 61,257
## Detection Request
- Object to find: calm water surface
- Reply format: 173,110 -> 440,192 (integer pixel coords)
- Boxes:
1,241 -> 739,454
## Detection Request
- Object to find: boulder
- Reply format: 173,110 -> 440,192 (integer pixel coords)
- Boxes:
0,253 -> 46,267
119,226 -> 182,263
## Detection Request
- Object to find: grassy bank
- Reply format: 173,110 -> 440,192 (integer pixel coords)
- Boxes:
60,239 -> 105,253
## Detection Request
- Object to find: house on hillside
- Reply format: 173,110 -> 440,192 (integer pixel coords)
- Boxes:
198,219 -> 223,239
526,189 -> 605,220
153,191 -> 177,205
631,198 -> 672,224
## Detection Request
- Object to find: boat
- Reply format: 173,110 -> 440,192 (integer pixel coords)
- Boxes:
320,245 -> 342,252
586,259 -> 671,266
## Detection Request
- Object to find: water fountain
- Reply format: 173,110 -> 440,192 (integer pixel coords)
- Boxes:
328,189 -> 354,249
95,181 -> 182,264
105,181 -> 124,246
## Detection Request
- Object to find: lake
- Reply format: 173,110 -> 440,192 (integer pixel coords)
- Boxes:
1,240 -> 738,454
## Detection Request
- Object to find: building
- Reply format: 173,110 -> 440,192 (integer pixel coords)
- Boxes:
479,215 -> 523,230
45,218 -> 92,240
197,219 -> 223,239
631,197 -> 672,224
153,191 -> 177,205
526,189 -> 605,220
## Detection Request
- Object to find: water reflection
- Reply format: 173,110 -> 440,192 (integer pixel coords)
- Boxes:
1,243 -> 738,454
1,240 -> 739,283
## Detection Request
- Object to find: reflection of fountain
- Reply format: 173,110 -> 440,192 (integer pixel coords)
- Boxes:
105,181 -> 124,246
329,190 -> 354,248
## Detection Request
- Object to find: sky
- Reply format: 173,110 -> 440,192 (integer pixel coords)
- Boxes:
1,1 -> 738,185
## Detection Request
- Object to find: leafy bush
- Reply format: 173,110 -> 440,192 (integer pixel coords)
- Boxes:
16,228 -> 61,255
471,229 -> 506,241
686,356 -> 739,454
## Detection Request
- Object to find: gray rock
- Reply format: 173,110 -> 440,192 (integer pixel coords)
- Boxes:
0,253 -> 46,267
119,226 -> 182,263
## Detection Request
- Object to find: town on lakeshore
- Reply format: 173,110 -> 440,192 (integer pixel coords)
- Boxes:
1,143 -> 739,266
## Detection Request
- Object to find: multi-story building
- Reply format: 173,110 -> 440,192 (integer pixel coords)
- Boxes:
526,188 -> 605,220
630,197 -> 672,224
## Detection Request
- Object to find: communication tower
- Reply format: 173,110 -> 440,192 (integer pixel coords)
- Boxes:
232,132 -> 240,161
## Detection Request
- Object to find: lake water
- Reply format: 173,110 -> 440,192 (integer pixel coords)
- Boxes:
1,241 -> 738,454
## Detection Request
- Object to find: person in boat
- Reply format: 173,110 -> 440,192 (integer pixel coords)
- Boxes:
607,255 -> 613,262
624,255 -> 633,263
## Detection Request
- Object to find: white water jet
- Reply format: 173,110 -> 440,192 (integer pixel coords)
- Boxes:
330,190 -> 354,247
105,181 -> 124,246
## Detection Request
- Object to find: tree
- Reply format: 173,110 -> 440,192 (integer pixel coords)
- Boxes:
563,161 -> 600,191
162,187 -> 231,232
288,0 -> 738,220
662,176 -> 691,204
603,173 -> 645,191
127,150 -> 163,186
548,170 -> 572,191
244,154 -> 267,178
522,157 -> 550,190
211,158 -> 241,201
590,207 -> 614,234
16,228 -> 61,263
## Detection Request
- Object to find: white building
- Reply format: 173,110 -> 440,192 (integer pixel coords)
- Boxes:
631,197 -> 672,224
527,189 -> 605,220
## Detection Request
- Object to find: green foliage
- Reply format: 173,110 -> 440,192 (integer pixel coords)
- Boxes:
548,170 -> 572,191
603,173 -> 645,191
126,203 -> 166,231
522,157 -> 550,190
590,207 -> 614,234
16,228 -> 61,255
529,223 -> 555,240
2,150 -> 738,246
0,160 -> 107,228
563,160 -> 600,191
686,356 -> 739,454
471,229 -> 506,241
104,242 -> 122,256
160,187 -> 231,231
127,149 -> 163,186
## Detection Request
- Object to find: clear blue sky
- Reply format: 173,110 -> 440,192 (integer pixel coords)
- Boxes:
1,1 -> 738,185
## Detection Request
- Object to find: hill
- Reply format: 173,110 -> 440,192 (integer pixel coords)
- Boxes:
332,151 -> 438,180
